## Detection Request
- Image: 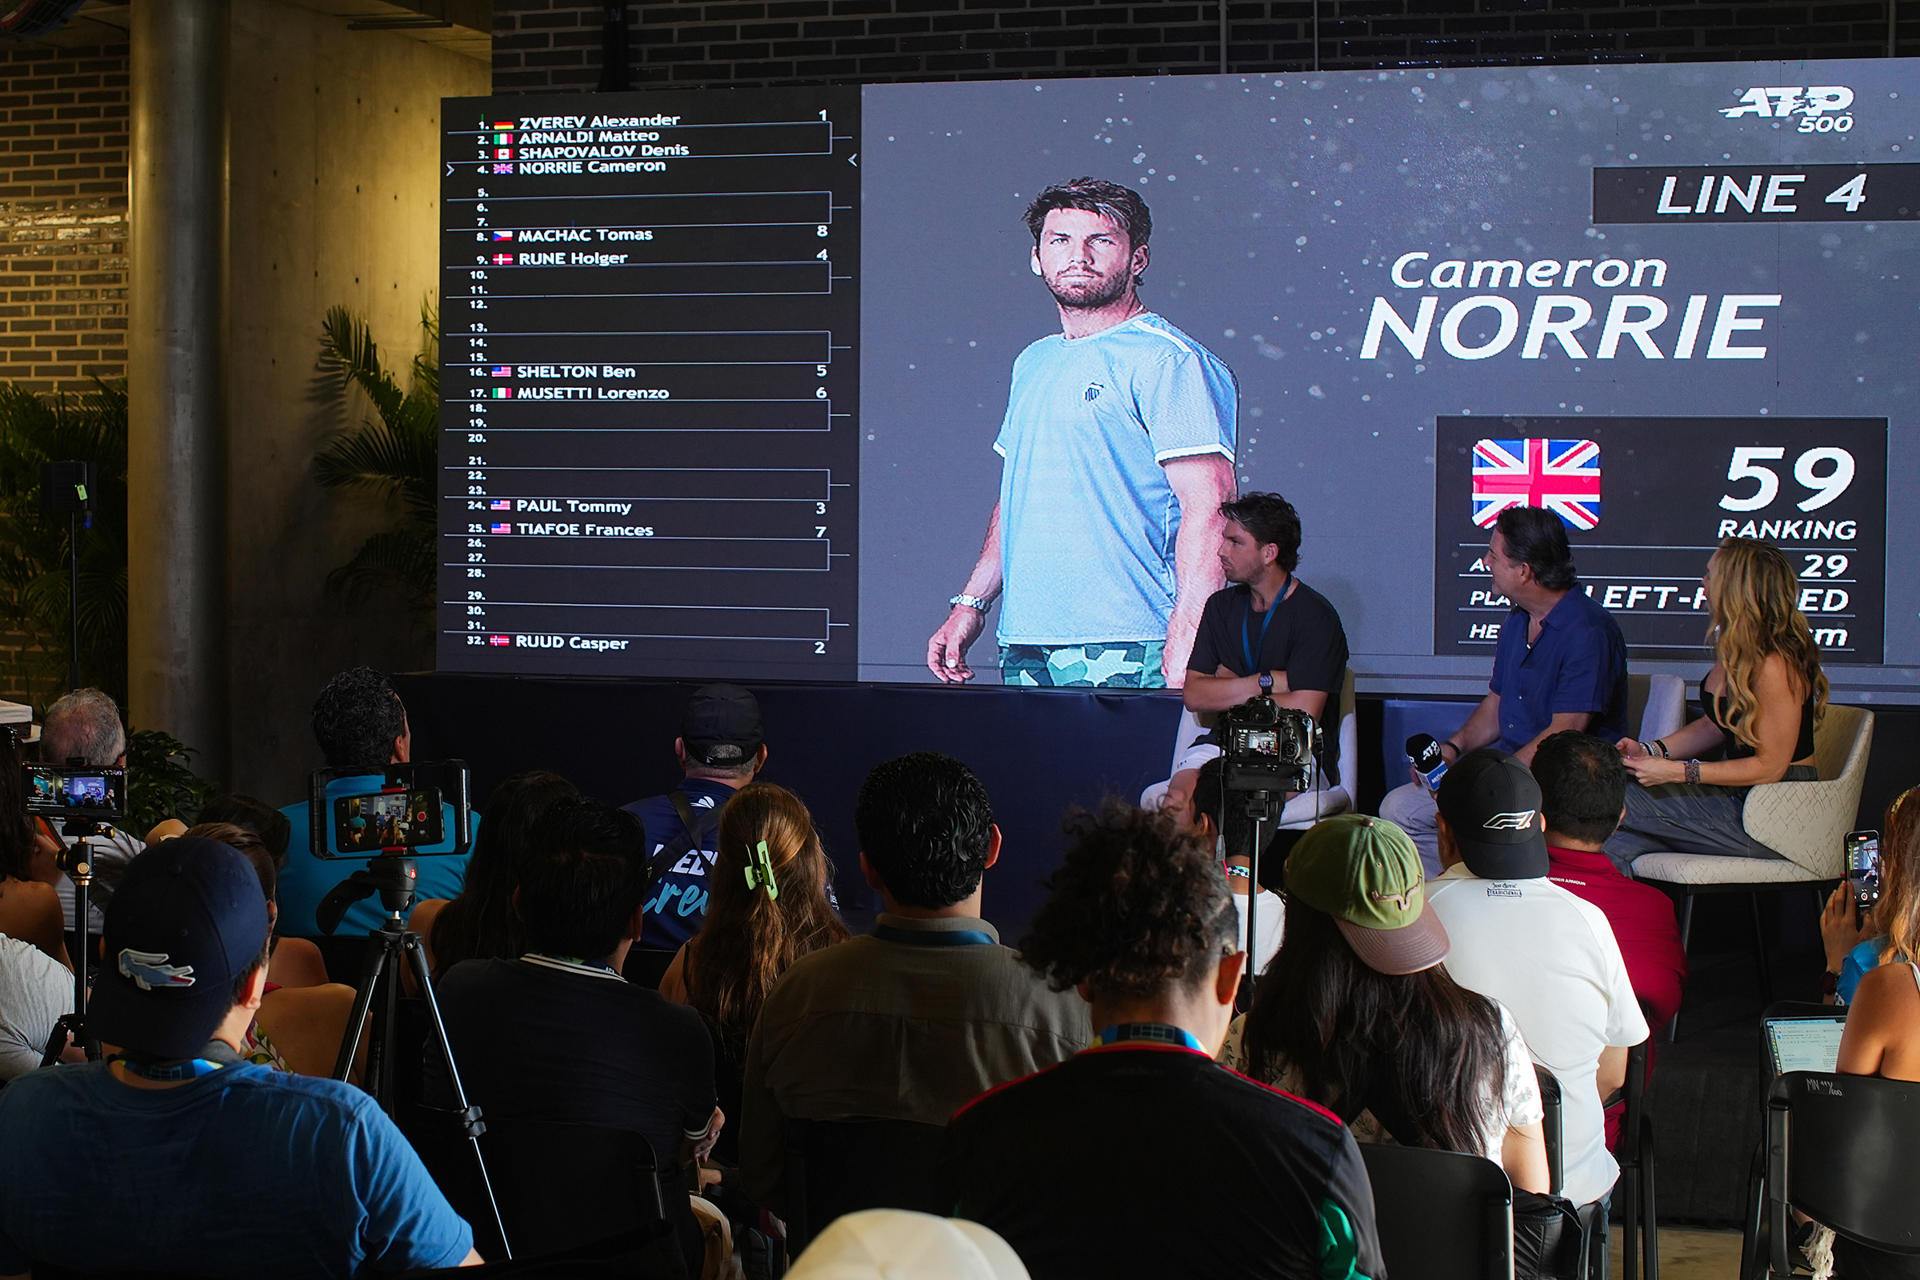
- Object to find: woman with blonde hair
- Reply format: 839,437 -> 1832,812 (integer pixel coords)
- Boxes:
1606,537 -> 1827,870
661,782 -> 848,1162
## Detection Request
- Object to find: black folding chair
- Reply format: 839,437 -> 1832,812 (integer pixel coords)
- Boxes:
1738,1000 -> 1845,1280
782,1115 -> 947,1255
1534,1064 -> 1564,1197
1612,1038 -> 1658,1280
1762,1071 -> 1920,1278
1360,1143 -> 1514,1280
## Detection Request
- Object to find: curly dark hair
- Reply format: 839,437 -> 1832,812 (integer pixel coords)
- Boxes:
854,752 -> 995,910
1020,801 -> 1237,999
1022,177 -> 1152,251
1218,492 -> 1302,574
310,667 -> 408,769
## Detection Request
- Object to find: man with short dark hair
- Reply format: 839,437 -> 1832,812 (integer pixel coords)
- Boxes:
434,796 -> 718,1272
927,176 -> 1238,689
738,751 -> 1089,1218
38,686 -> 143,935
1382,505 -> 1628,873
1426,750 -> 1647,1212
1534,731 -> 1686,1044
275,667 -> 474,937
622,684 -> 769,976
0,836 -> 480,1277
1175,757 -> 1284,972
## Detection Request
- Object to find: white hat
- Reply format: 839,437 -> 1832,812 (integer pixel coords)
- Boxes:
785,1210 -> 1029,1280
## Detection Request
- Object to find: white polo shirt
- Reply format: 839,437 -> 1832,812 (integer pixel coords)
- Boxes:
1426,863 -> 1648,1207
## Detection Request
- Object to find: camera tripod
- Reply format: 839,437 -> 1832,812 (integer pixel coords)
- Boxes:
330,855 -> 511,1260
1218,696 -> 1321,1000
41,821 -> 105,1067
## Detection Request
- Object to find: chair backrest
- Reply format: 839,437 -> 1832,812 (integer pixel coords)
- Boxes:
1767,1071 -> 1920,1266
1533,1064 -> 1564,1197
784,1116 -> 948,1255
1629,673 -> 1687,743
1613,1038 -> 1650,1165
1742,704 -> 1873,875
1360,1143 -> 1515,1280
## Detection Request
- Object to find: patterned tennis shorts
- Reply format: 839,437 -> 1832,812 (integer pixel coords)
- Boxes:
999,642 -> 1167,689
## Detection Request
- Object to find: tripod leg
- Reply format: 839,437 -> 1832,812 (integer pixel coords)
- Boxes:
403,933 -> 511,1261
333,932 -> 389,1082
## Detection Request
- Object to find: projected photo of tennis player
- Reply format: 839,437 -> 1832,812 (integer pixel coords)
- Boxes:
925,177 -> 1240,689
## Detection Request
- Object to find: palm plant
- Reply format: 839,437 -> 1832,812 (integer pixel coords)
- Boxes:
313,298 -> 440,613
0,379 -> 128,707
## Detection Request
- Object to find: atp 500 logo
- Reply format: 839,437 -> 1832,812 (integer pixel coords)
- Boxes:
1720,85 -> 1856,133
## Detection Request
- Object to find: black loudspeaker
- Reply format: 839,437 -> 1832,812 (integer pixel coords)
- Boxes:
39,460 -> 93,514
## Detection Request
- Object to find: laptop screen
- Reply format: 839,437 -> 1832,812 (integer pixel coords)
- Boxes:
1765,1016 -> 1848,1076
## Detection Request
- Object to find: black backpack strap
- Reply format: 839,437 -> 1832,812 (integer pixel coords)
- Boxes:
651,788 -> 720,880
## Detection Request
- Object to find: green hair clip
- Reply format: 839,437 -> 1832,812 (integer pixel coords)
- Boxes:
743,839 -> 779,900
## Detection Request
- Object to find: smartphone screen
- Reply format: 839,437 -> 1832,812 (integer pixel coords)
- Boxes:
1846,828 -> 1881,913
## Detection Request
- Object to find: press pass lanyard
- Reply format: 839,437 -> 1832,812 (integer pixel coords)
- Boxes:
1089,1023 -> 1206,1052
1241,575 -> 1289,673
114,1039 -> 243,1082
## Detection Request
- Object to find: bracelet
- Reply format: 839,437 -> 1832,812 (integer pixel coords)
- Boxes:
1224,864 -> 1251,880
1439,740 -> 1461,761
948,593 -> 992,612
1653,739 -> 1671,759
1822,969 -> 1841,997
1684,759 -> 1701,785
1637,741 -> 1651,757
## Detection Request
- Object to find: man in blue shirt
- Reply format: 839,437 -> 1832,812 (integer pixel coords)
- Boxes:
1381,506 -> 1629,875
0,836 -> 479,1277
276,668 -> 474,938
620,683 -> 768,982
927,177 -> 1238,690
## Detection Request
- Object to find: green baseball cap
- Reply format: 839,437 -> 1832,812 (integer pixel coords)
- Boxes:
1285,814 -> 1450,975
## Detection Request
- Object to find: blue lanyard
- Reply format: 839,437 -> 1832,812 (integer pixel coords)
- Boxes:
871,922 -> 996,947
1089,1022 -> 1205,1052
1241,581 -> 1286,673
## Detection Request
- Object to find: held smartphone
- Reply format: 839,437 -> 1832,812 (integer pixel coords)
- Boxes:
23,764 -> 127,821
1846,828 -> 1882,919
332,787 -> 445,854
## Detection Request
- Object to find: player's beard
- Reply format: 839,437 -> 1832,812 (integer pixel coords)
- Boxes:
1046,267 -> 1134,311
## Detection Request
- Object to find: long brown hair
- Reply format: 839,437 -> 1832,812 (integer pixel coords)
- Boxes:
1707,537 -> 1828,749
1877,787 -> 1920,968
684,783 -> 849,1040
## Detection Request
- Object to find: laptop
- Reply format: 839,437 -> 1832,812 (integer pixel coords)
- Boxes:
1764,1011 -> 1849,1077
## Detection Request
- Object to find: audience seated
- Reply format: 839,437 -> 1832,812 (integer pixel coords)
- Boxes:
943,801 -> 1383,1279
1428,750 -> 1649,1211
1382,506 -> 1629,875
276,667 -> 474,939
1823,786 -> 1917,1007
739,751 -> 1088,1220
661,781 -> 849,1164
1535,733 -> 1686,1041
432,796 -> 719,1272
623,684 -> 771,977
198,792 -> 329,987
181,821 -> 363,1078
1830,784 -> 1920,1279
413,769 -> 580,978
0,929 -> 69,1080
1606,537 -> 1827,871
1221,812 -> 1549,1193
0,836 -> 480,1276
35,688 -> 145,939
0,727 -> 67,968
1177,756 -> 1284,971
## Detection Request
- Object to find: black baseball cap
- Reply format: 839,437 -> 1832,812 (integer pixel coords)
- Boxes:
88,837 -> 271,1060
681,683 -> 764,767
1435,749 -> 1549,880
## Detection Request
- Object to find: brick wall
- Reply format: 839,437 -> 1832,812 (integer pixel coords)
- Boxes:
0,41 -> 129,394
494,1 -> 1909,94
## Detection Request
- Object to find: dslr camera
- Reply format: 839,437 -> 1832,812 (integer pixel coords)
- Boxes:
1219,695 -> 1319,794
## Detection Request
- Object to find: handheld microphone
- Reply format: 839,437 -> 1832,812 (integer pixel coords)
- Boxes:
1406,733 -> 1449,793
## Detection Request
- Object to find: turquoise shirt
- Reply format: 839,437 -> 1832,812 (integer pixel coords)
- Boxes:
993,312 -> 1236,645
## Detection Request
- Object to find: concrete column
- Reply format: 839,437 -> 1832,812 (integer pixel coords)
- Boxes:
127,0 -> 231,782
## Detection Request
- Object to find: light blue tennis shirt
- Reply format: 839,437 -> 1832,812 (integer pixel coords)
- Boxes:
993,312 -> 1237,646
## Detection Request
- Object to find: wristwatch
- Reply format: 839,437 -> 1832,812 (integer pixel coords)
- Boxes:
948,593 -> 991,612
1257,672 -> 1274,694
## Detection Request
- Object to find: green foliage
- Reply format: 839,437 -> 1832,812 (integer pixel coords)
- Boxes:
125,727 -> 215,833
0,380 -> 128,708
313,298 -> 440,613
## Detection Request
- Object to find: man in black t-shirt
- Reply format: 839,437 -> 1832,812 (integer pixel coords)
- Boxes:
433,797 -> 719,1270
1161,492 -> 1350,818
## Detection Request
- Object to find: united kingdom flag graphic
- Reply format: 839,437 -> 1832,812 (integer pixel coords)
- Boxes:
1471,437 -> 1602,530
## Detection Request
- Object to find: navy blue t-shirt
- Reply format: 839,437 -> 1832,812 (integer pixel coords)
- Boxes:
623,778 -> 738,952
1488,587 -> 1628,752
